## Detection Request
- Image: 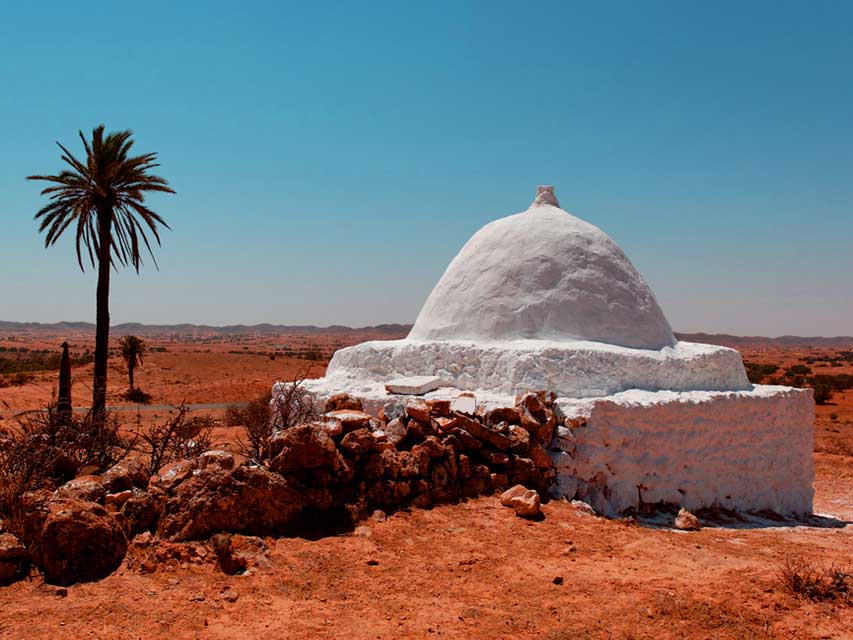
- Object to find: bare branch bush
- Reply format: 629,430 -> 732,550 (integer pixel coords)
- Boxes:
237,365 -> 317,462
228,392 -> 271,462
778,555 -> 853,604
0,403 -> 133,537
136,405 -> 215,475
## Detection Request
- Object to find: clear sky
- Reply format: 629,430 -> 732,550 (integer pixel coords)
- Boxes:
1,1 -> 851,336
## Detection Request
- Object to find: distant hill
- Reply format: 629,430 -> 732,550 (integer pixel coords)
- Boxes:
0,320 -> 412,337
1,321 -> 850,347
675,333 -> 853,349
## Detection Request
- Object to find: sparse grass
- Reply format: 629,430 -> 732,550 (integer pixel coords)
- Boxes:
778,555 -> 853,605
0,372 -> 35,388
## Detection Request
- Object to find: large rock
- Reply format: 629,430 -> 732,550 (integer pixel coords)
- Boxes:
55,475 -> 106,503
101,458 -> 150,493
149,460 -> 196,493
269,424 -> 340,474
120,488 -> 164,537
157,465 -> 303,541
21,494 -> 127,585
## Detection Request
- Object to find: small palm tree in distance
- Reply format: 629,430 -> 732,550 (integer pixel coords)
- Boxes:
119,335 -> 147,392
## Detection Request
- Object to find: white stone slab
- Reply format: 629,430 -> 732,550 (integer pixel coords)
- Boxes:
384,376 -> 445,395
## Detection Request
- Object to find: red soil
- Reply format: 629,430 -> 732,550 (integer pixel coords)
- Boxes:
0,335 -> 851,639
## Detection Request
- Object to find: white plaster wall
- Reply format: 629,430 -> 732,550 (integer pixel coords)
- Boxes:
325,338 -> 750,398
553,386 -> 814,515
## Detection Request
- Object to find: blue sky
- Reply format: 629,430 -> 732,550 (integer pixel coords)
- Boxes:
1,1 -> 851,335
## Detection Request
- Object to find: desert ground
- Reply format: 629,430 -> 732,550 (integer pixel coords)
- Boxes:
1,328 -> 852,639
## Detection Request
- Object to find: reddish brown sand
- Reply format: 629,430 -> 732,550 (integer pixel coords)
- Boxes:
1,333 -> 851,639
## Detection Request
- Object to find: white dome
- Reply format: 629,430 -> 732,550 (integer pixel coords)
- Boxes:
409,186 -> 677,350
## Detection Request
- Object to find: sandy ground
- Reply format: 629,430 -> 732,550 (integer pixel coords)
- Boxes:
0,334 -> 851,638
0,464 -> 850,640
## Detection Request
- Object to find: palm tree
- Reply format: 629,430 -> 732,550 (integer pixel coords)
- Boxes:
119,335 -> 147,391
28,125 -> 174,418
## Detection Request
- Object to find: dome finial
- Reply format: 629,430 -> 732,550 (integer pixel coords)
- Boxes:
532,185 -> 559,208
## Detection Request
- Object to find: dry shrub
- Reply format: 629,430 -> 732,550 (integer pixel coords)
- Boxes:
270,366 -> 317,429
238,367 -> 317,463
778,555 -> 853,604
0,404 -> 134,536
230,365 -> 317,462
136,405 -> 215,475
122,388 -> 152,404
815,438 -> 853,457
228,393 -> 271,462
225,392 -> 271,428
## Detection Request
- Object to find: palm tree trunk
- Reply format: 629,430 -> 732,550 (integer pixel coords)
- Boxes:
128,361 -> 134,391
92,210 -> 112,418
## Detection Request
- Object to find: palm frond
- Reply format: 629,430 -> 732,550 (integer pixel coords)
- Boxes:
28,125 -> 174,272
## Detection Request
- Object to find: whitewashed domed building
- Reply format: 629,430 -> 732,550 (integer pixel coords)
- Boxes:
284,186 -> 814,515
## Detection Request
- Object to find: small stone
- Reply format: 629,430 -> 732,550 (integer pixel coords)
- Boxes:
54,587 -> 68,598
405,399 -> 431,423
674,508 -> 701,531
326,410 -> 372,433
150,460 -> 196,492
481,450 -> 510,465
384,418 -> 407,447
198,450 -> 235,471
220,590 -> 239,603
426,399 -> 451,418
320,417 -> 343,439
450,392 -> 476,415
104,489 -> 134,511
325,393 -> 363,412
189,593 -> 205,602
366,559 -> 379,566
552,576 -> 564,585
485,406 -> 520,427
382,401 -> 406,422
500,485 -> 541,519
434,416 -> 457,433
570,500 -> 596,516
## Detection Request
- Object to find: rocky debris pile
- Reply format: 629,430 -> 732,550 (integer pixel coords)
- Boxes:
6,391 -> 563,586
